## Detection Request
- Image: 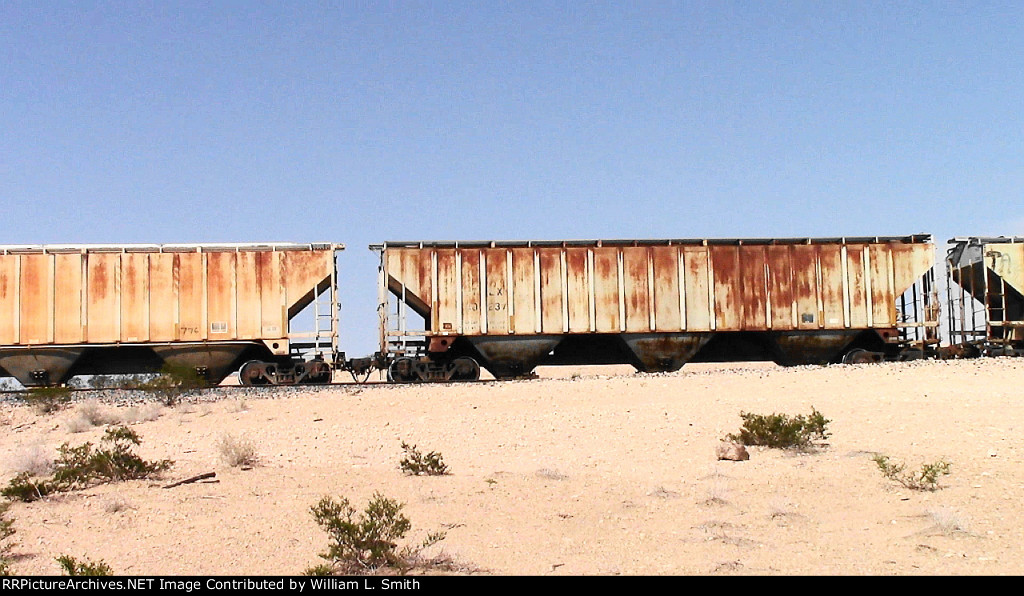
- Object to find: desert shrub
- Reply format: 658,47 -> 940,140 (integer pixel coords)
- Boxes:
56,555 -> 112,576
141,363 -> 206,406
0,503 -> 15,576
399,442 -> 449,476
66,402 -> 122,433
121,403 -> 164,425
9,444 -> 53,477
21,387 -> 72,414
872,454 -> 951,491
217,434 -> 259,467
227,399 -> 249,413
726,407 -> 830,449
301,563 -> 335,576
926,506 -> 971,535
2,426 -> 172,502
1,473 -> 55,503
64,415 -> 93,434
307,492 -> 446,575
53,426 -> 172,485
103,497 -> 134,514
76,402 -> 119,426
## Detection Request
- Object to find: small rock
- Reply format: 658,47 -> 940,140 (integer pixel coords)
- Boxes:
716,442 -> 749,461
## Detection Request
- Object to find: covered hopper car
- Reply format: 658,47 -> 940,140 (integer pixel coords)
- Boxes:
0,243 -> 341,388
945,236 -> 1024,357
7,233 -> 1024,389
372,235 -> 939,382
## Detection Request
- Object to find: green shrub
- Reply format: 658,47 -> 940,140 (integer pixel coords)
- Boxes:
399,442 -> 449,476
54,426 -> 173,485
301,563 -> 335,576
727,407 -> 830,449
0,503 -> 15,576
872,454 -> 951,491
2,426 -> 172,502
56,555 -> 113,576
1,473 -> 54,503
21,387 -> 72,414
308,492 -> 446,575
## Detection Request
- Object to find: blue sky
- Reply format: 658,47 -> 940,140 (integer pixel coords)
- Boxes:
2,1 -> 1022,355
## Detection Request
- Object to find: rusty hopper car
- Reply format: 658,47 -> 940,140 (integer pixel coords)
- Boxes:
372,236 -> 939,381
946,236 -> 1024,356
0,243 -> 342,387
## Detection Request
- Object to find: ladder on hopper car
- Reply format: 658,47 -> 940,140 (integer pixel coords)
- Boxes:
946,253 -> 989,349
311,284 -> 338,360
284,250 -> 340,377
983,250 -> 1014,353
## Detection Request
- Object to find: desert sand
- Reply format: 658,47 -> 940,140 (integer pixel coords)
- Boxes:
1,358 -> 1022,576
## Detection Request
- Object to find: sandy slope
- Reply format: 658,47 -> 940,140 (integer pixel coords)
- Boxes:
1,358 -> 1022,576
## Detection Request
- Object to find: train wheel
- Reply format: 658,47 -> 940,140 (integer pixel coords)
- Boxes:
387,357 -> 417,383
449,357 -> 480,381
842,348 -> 882,364
239,360 -> 269,386
305,360 -> 332,384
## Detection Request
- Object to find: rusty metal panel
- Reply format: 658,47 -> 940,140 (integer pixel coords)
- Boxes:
710,246 -> 741,330
460,249 -> 482,335
893,243 -> 934,298
651,246 -> 681,331
53,253 -> 84,344
386,249 -> 404,295
766,245 -> 795,330
206,252 -> 236,339
256,251 -> 284,338
845,245 -> 869,328
592,247 -> 620,333
869,245 -> 896,326
435,249 -> 459,333
410,248 -> 434,316
418,250 -> 433,316
149,253 -> 177,341
682,247 -> 712,331
87,252 -> 120,343
484,248 -> 510,334
18,254 -> 49,345
739,245 -> 768,329
176,252 -> 206,341
818,245 -> 845,329
622,247 -> 651,332
234,251 -> 260,339
538,248 -> 564,334
565,247 -> 590,333
0,256 -> 16,345
511,247 -> 536,334
791,245 -> 820,329
386,249 -> 410,297
120,253 -> 150,342
282,250 -> 328,318
387,248 -> 432,313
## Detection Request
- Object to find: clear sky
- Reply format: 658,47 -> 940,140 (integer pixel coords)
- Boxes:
2,1 -> 1022,356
